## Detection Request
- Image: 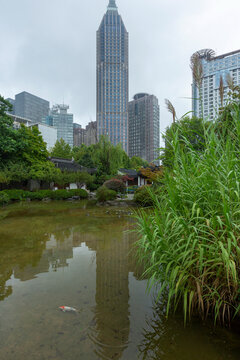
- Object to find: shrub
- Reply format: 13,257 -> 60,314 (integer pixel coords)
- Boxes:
68,189 -> 88,199
134,186 -> 154,206
2,189 -> 88,202
96,186 -> 117,202
27,190 -> 52,200
3,189 -> 27,201
0,191 -> 10,205
103,178 -> 126,193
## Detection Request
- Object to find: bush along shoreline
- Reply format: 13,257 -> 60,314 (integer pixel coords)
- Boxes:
136,100 -> 240,326
0,189 -> 88,205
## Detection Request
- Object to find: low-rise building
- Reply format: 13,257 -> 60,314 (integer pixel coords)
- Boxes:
30,123 -> 57,151
8,114 -> 57,151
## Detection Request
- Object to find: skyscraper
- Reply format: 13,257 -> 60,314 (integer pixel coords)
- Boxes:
14,91 -> 49,123
48,104 -> 73,147
128,93 -> 160,164
192,49 -> 240,120
97,0 -> 129,152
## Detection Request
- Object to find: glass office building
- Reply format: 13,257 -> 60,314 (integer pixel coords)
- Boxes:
97,0 -> 129,153
192,49 -> 240,120
14,91 -> 49,123
128,93 -> 160,164
48,104 -> 73,148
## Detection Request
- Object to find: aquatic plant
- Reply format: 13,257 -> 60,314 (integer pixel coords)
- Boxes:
136,102 -> 240,325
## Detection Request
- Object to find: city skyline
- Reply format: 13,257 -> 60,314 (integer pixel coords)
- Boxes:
1,0 -> 240,142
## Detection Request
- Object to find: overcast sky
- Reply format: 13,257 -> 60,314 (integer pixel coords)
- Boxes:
1,0 -> 240,140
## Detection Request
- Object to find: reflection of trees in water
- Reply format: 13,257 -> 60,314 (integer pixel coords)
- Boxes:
138,304 -> 168,360
0,269 -> 13,301
0,217 -> 76,301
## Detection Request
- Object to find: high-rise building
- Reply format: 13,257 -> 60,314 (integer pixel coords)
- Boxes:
73,121 -> 97,147
192,49 -> 240,120
97,0 -> 129,152
128,93 -> 160,164
85,121 -> 97,147
73,123 -> 86,147
49,104 -> 73,147
14,91 -> 49,123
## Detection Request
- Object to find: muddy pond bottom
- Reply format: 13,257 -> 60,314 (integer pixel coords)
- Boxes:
0,201 -> 239,360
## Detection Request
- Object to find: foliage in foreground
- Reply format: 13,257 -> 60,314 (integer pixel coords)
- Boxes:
136,102 -> 240,325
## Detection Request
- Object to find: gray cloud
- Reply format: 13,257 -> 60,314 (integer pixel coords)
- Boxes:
1,0 -> 240,143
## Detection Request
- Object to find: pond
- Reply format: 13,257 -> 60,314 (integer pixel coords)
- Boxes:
0,201 -> 239,360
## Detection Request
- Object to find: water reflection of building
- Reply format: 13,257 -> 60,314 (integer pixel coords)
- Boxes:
84,225 -> 131,360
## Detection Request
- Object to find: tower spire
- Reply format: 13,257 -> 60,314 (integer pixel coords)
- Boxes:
108,0 -> 117,10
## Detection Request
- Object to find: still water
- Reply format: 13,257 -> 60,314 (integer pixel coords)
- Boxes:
0,201 -> 239,360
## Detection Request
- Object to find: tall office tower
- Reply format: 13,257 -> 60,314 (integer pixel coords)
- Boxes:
14,91 -> 49,123
49,104 -> 73,147
128,93 -> 160,164
192,49 -> 240,120
97,0 -> 129,152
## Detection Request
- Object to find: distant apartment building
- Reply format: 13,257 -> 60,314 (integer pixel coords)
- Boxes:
48,104 -> 73,147
128,93 -> 160,164
73,123 -> 86,147
14,91 -> 49,123
85,121 -> 97,147
73,121 -> 97,147
97,0 -> 129,152
192,49 -> 240,120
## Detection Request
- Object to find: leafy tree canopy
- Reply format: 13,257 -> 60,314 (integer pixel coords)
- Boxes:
50,138 -> 72,159
0,95 -> 49,168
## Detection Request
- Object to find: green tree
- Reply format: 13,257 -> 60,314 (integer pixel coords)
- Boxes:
161,116 -> 207,168
51,139 -> 72,159
0,96 -> 19,166
73,144 -> 95,168
92,136 -> 124,176
17,125 -> 49,165
130,156 -> 148,170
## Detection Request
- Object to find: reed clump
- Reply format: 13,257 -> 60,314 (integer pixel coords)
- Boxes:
136,102 -> 240,325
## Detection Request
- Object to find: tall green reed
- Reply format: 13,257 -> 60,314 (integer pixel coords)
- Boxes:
136,103 -> 240,325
